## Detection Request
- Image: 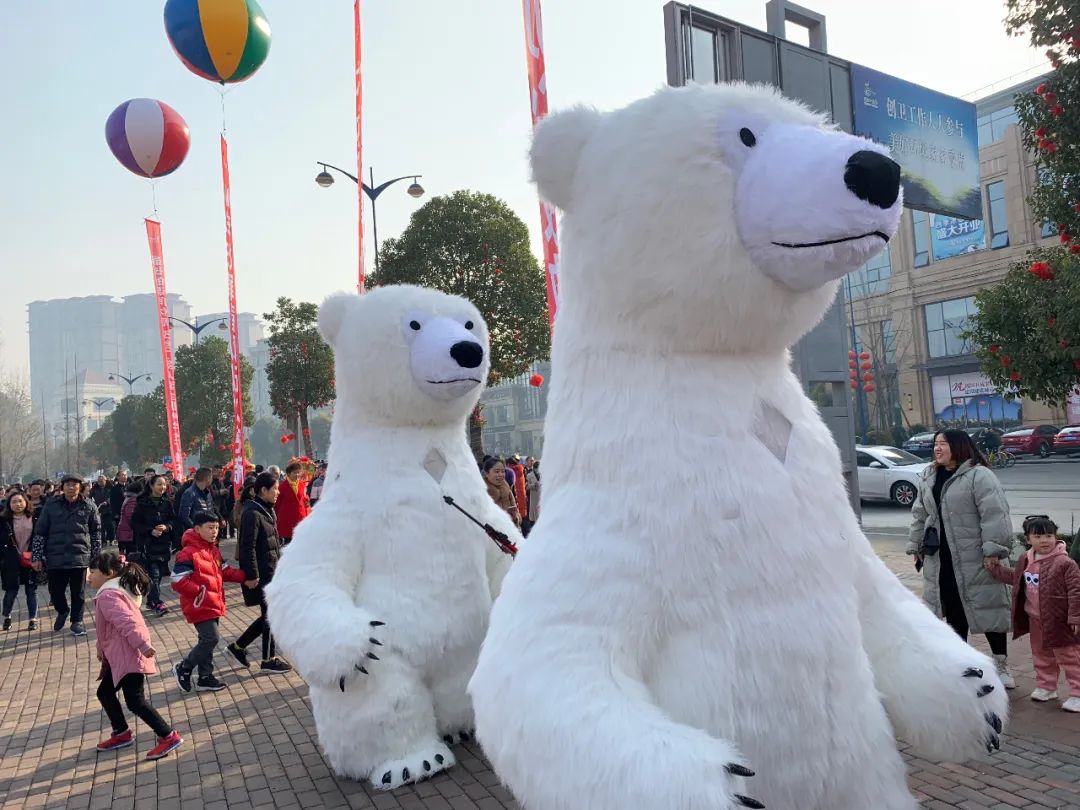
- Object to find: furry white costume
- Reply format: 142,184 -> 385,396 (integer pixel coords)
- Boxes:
265,285 -> 518,790
469,83 -> 1008,810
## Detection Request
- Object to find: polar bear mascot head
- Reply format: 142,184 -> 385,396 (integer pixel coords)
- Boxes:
318,284 -> 490,429
533,81 -> 903,353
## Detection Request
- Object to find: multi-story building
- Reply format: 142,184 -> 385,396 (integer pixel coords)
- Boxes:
844,72 -> 1080,438
28,293 -> 193,427
194,311 -> 265,353
480,361 -> 552,458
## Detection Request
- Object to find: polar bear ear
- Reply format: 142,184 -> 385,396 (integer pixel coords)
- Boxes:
318,293 -> 358,345
530,105 -> 602,211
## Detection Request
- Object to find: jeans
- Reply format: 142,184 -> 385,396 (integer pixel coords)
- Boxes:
97,673 -> 172,738
3,584 -> 38,618
183,619 -> 220,677
47,568 -> 87,623
236,599 -> 275,661
145,560 -> 167,608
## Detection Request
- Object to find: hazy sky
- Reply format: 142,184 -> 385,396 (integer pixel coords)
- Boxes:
0,1 -> 1047,376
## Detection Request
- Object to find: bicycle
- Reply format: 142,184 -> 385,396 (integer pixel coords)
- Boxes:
986,448 -> 1016,469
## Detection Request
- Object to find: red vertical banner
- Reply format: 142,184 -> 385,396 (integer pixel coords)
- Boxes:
522,0 -> 559,327
144,219 -> 185,477
221,134 -> 246,493
354,0 -> 366,294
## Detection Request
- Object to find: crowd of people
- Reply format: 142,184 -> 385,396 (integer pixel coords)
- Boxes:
480,453 -> 541,536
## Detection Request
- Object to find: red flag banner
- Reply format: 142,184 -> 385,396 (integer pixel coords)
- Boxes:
354,0 -> 366,294
220,134 -> 246,493
522,0 -> 559,327
144,219 -> 185,476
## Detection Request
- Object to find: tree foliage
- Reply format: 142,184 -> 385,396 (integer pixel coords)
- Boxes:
264,298 -> 335,459
172,336 -> 255,466
969,2 -> 1080,405
89,391 -> 167,471
0,374 -> 43,482
371,190 -> 551,386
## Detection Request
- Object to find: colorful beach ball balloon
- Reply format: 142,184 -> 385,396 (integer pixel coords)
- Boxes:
164,0 -> 271,84
105,99 -> 191,178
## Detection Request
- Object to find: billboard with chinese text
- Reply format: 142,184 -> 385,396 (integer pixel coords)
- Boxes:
931,372 -> 1021,426
851,64 -> 981,220
930,213 -> 985,260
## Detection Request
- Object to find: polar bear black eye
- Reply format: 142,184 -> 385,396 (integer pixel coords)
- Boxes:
465,320 -> 474,330
409,320 -> 421,331
739,128 -> 757,148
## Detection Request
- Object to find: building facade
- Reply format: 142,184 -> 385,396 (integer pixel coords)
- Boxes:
480,361 -> 552,459
844,73 -> 1076,438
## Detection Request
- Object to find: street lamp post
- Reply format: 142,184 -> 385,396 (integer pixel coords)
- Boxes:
314,163 -> 424,273
109,373 -> 153,395
169,316 -> 229,344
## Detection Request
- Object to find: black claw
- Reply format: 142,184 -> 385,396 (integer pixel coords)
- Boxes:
977,684 -> 995,697
989,733 -> 1000,750
735,795 -> 765,809
367,652 -> 380,661
443,735 -> 454,745
459,731 -> 470,741
370,637 -> 383,645
370,620 -> 385,627
423,760 -> 431,772
382,771 -> 392,785
339,677 -> 345,692
986,741 -> 994,754
402,768 -> 410,781
435,754 -> 444,764
963,667 -> 984,678
355,665 -> 368,675
986,712 -> 1003,734
726,763 -> 756,778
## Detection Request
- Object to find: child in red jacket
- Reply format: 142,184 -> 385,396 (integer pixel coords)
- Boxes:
987,515 -> 1080,712
170,512 -> 254,693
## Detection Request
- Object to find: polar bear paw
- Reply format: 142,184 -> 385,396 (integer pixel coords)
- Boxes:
964,667 -> 1004,753
337,619 -> 385,693
440,728 -> 475,746
722,763 -> 765,809
370,741 -> 456,791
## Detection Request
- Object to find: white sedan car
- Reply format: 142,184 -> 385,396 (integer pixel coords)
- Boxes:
855,445 -> 930,507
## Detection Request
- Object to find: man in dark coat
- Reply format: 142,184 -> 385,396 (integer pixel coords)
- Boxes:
31,475 -> 101,636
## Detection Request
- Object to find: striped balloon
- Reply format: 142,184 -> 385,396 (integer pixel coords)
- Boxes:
105,99 -> 191,178
164,0 -> 271,84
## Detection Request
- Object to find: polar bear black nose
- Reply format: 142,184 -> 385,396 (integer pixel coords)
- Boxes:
450,341 -> 484,369
844,150 -> 901,209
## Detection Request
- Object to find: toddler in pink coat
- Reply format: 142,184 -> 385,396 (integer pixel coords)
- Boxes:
89,551 -> 182,759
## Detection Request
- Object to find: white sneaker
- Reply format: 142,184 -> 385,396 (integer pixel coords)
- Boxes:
994,654 -> 1017,690
1062,697 -> 1080,713
1032,688 -> 1059,702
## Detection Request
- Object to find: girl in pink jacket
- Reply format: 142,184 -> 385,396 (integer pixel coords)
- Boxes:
89,551 -> 182,759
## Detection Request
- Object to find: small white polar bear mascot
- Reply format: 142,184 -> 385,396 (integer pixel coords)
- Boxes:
469,83 -> 1008,810
266,284 -> 519,790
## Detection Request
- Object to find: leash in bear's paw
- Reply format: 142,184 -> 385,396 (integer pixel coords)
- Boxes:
442,496 -> 518,557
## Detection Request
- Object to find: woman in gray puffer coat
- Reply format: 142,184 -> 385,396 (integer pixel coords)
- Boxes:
907,428 -> 1017,688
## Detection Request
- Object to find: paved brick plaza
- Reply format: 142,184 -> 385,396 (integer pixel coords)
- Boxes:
3,538 -> 1080,809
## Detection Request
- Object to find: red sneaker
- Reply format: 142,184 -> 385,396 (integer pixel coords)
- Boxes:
145,730 -> 182,760
96,729 -> 133,752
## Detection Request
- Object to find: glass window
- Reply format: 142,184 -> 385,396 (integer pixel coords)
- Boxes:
1037,169 -> 1057,237
924,296 -> 977,358
689,26 -> 720,83
845,245 -> 891,299
977,107 -> 1019,148
881,319 -> 896,365
912,210 -> 930,267
856,451 -> 875,468
987,180 -> 1009,249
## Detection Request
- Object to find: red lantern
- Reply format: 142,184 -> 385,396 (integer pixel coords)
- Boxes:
280,435 -> 289,444
1036,127 -> 1048,138
1049,317 -> 1058,327
862,373 -> 874,382
1036,83 -> 1047,95
302,427 -> 311,437
1053,105 -> 1065,117
859,351 -> 870,360
1045,92 -> 1057,103
1029,261 -> 1055,280
864,383 -> 876,393
1045,141 -> 1059,153
1001,355 -> 1011,367
529,373 -> 544,387
850,381 -> 858,390
1010,372 -> 1021,382
847,350 -> 856,360
1071,245 -> 1080,254
860,361 -> 872,370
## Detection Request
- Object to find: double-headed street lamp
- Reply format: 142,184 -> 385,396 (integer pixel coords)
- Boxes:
315,163 -> 424,273
169,315 -> 228,344
83,397 -> 115,411
109,373 -> 153,395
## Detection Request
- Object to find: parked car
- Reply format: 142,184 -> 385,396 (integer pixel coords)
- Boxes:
1054,425 -> 1080,456
1001,424 -> 1061,458
901,432 -> 936,459
855,445 -> 930,507
965,426 -> 1004,453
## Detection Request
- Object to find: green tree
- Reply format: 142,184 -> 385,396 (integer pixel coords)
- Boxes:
968,2 -> 1080,405
82,420 -> 119,471
171,336 -> 255,467
0,375 -> 43,482
371,190 -> 551,455
264,298 -> 335,459
105,392 -> 167,469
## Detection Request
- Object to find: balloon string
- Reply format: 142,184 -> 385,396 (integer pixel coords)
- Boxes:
219,86 -> 227,135
150,179 -> 159,219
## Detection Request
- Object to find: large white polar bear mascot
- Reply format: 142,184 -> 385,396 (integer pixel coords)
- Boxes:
469,83 -> 1007,810
267,285 -> 519,790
